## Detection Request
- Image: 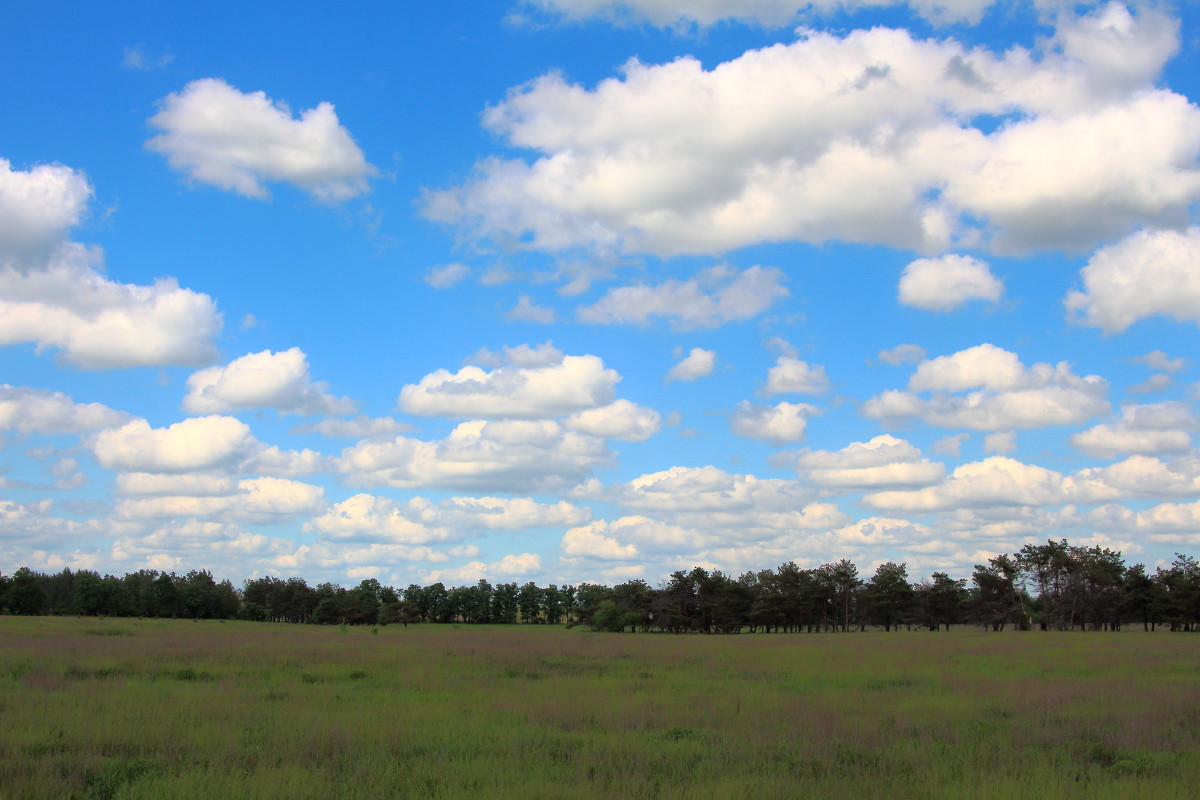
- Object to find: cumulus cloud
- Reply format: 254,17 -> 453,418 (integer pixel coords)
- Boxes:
1066,227 -> 1200,333
423,552 -> 543,584
1069,402 -> 1195,458
291,415 -> 412,440
146,78 -> 376,202
184,348 -> 354,415
0,385 -> 129,434
614,465 -> 816,515
563,399 -> 661,441
764,356 -> 830,395
865,452 -> 1200,512
730,400 -> 820,444
520,0 -> 996,28
898,254 -> 1002,311
336,419 -> 615,493
862,343 -> 1109,430
665,347 -> 716,382
426,5 -> 1196,259
115,477 -> 325,523
399,352 -> 618,419
0,243 -> 221,369
784,434 -> 946,489
92,416 -> 258,474
0,159 -> 92,270
577,265 -> 786,329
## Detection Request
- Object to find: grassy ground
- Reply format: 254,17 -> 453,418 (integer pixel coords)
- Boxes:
1,617 -> 1197,799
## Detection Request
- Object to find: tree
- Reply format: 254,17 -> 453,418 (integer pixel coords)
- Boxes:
864,562 -> 913,631
5,567 -> 46,616
971,555 -> 1031,631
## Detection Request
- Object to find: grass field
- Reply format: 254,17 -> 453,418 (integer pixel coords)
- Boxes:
1,617 -> 1197,799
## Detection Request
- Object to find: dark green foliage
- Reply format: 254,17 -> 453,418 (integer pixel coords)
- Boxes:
3,537 -> 1200,633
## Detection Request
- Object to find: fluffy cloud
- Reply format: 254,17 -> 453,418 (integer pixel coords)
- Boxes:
1065,227 -> 1200,333
898,254 -> 1002,311
146,78 -> 376,202
764,357 -> 830,395
614,465 -> 815,513
1069,402 -> 1195,458
0,159 -> 92,270
521,1 -> 996,28
291,415 -> 412,440
422,553 -> 543,584
427,5 -> 1196,258
576,265 -> 786,328
92,416 -> 257,474
862,343 -> 1109,430
785,434 -> 946,489
114,477 -> 325,523
399,352 -> 618,419
563,399 -> 661,441
865,452 -> 1200,512
336,419 -> 615,492
184,348 -> 354,415
0,385 -> 129,434
665,347 -> 716,382
730,400 -> 820,444
0,244 -> 221,368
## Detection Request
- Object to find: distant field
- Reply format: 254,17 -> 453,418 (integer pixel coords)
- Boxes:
1,618 -> 1197,799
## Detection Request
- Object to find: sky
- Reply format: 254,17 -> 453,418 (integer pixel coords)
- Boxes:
2,0 -> 1200,589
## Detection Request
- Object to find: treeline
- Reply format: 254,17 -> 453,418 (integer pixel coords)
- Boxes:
2,540 -> 1198,632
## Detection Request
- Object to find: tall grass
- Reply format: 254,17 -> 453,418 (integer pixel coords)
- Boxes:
1,617 -> 1197,798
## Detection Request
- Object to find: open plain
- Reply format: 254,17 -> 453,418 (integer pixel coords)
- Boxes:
1,617 -> 1197,799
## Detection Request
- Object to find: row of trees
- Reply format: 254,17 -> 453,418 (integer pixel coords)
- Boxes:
2,540 -> 1198,632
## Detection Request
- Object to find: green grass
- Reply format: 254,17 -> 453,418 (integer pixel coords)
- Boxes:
1,617 -> 1197,798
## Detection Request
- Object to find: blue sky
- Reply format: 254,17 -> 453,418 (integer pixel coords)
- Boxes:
2,0 -> 1199,587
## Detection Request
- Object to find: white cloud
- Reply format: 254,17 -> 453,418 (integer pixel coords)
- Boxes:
862,344 -> 1109,430
422,553 -> 543,584
291,415 -> 412,439
146,78 -> 376,202
615,465 -> 815,513
184,348 -> 354,415
878,344 -> 925,365
864,456 -> 1070,512
764,356 -> 829,395
92,416 -> 257,474
1070,402 -> 1195,458
506,294 -> 557,323
1066,227 -> 1200,333
399,352 -> 618,419
730,400 -> 819,444
665,347 -> 716,382
865,451 -> 1200,512
0,244 -> 221,368
0,159 -> 92,270
424,263 -> 470,289
115,477 -> 325,523
0,385 -> 129,434
898,254 -> 1002,311
1134,350 -> 1186,373
577,265 -> 786,329
563,399 -> 661,441
562,519 -> 643,560
983,431 -> 1017,454
786,434 -> 946,489
427,6 -> 1197,259
336,419 -> 615,493
305,494 -> 452,545
521,1 -> 996,28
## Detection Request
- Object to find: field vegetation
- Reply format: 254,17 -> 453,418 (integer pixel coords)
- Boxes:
1,617 -> 1197,799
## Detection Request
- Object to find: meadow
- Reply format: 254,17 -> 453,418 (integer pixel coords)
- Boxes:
0,618 -> 1197,799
